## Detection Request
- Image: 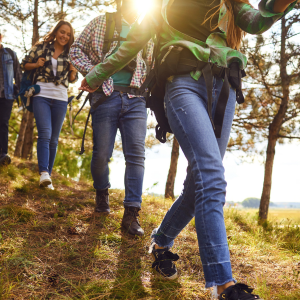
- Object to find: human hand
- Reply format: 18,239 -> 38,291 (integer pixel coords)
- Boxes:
36,58 -> 45,68
69,63 -> 77,72
78,78 -> 99,93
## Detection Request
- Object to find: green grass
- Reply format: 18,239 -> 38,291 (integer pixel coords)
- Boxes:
0,160 -> 299,299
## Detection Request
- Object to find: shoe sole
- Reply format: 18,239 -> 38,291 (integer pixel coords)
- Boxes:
40,178 -> 52,187
121,224 -> 144,237
151,253 -> 178,280
0,156 -> 11,166
94,210 -> 110,214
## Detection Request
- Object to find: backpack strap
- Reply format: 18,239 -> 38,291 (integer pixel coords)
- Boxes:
32,42 -> 48,84
102,12 -> 116,60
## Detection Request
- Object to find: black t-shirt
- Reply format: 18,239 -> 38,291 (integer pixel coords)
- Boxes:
167,0 -> 221,42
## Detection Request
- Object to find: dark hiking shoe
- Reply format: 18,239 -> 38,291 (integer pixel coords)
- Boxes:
150,245 -> 179,280
219,283 -> 263,300
0,154 -> 11,166
121,207 -> 144,236
95,189 -> 110,213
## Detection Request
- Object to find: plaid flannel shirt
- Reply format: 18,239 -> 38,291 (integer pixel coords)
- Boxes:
21,42 -> 78,88
69,14 -> 154,97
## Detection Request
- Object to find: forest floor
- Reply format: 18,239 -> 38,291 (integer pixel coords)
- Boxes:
0,160 -> 300,300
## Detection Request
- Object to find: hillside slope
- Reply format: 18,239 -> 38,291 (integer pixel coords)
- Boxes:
0,161 -> 299,299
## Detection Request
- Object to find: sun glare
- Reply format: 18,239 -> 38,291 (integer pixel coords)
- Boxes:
134,0 -> 154,15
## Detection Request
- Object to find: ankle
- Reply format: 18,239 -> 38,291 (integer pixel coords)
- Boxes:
154,244 -> 166,250
217,281 -> 235,295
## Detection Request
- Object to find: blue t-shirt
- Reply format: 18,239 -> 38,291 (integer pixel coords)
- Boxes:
111,20 -> 133,87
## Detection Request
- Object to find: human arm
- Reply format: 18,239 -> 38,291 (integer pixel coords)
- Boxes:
233,0 -> 297,35
69,17 -> 98,75
24,58 -> 45,70
68,62 -> 78,83
83,11 -> 159,90
273,0 -> 295,13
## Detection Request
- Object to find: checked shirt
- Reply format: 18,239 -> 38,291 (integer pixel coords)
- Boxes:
69,15 -> 154,97
21,42 -> 78,88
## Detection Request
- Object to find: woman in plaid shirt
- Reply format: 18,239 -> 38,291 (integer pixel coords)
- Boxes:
21,20 -> 78,190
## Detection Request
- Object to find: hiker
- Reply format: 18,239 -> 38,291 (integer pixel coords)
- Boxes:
21,20 -> 78,190
78,0 -> 296,298
0,31 -> 22,166
69,0 -> 153,236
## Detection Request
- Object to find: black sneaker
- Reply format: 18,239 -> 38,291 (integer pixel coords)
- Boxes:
150,244 -> 179,280
219,283 -> 263,300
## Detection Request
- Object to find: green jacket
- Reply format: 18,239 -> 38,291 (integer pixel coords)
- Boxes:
86,0 -> 296,89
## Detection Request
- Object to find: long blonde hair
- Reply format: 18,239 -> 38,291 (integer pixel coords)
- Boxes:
36,20 -> 75,53
203,0 -> 251,50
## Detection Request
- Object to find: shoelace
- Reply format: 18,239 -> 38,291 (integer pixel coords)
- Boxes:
129,208 -> 141,225
152,250 -> 179,268
221,283 -> 260,300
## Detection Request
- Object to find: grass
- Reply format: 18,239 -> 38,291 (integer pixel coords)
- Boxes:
0,160 -> 299,299
237,208 -> 300,224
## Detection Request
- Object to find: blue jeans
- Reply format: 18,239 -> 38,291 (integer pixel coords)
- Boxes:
91,91 -> 147,208
33,96 -> 68,175
151,74 -> 236,288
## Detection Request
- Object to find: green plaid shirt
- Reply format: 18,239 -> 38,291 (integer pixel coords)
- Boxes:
86,0 -> 296,89
21,42 -> 78,88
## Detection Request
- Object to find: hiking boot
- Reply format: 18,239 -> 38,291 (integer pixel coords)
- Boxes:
95,189 -> 110,213
121,207 -> 144,236
40,172 -> 52,187
219,283 -> 263,300
150,244 -> 179,280
0,154 -> 11,166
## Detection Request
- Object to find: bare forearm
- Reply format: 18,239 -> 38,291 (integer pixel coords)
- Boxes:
24,63 -> 38,71
273,0 -> 295,12
69,71 -> 77,82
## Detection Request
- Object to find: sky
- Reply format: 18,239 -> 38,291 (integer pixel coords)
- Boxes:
108,138 -> 300,203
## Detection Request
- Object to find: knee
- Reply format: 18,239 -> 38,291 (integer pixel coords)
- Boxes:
92,148 -> 111,167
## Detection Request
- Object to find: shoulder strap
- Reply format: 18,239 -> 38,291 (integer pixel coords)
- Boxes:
32,42 -> 48,84
102,12 -> 117,60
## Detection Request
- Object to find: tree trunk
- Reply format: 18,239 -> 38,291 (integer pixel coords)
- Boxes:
165,137 -> 180,199
15,0 -> 39,159
14,110 -> 29,157
259,17 -> 289,222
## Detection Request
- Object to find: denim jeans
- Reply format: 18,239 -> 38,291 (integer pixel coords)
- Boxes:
151,74 -> 236,288
0,98 -> 14,156
33,96 -> 67,175
91,91 -> 147,208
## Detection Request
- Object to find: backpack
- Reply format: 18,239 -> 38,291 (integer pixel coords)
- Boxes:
141,26 -> 246,143
18,42 -> 47,112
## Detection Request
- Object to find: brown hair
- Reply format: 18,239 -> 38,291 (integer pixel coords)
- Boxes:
36,20 -> 74,53
203,0 -> 251,50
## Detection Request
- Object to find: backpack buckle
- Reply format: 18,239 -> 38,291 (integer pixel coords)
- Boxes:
210,63 -> 225,78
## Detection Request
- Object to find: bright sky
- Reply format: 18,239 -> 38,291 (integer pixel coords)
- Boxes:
109,137 -> 300,203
